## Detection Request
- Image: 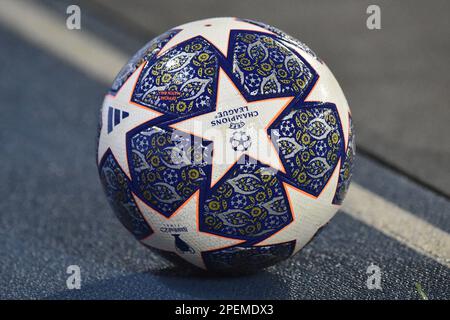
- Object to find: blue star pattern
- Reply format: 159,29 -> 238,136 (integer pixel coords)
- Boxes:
128,125 -> 211,217
270,102 -> 344,196
99,152 -> 152,240
201,160 -> 292,242
333,114 -> 355,204
132,37 -> 219,117
110,30 -> 178,93
230,31 -> 316,99
202,241 -> 295,272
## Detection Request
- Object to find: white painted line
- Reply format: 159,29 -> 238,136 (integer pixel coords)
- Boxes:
0,0 -> 128,84
2,0 -> 449,268
343,185 -> 450,268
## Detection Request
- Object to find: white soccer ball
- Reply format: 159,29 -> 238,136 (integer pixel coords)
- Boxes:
97,17 -> 355,273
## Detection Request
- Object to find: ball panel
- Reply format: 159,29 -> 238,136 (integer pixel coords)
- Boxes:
271,102 -> 344,197
128,125 -> 211,217
99,151 -> 153,240
202,241 -> 295,273
201,159 -> 292,242
230,31 -> 316,99
131,36 -> 219,117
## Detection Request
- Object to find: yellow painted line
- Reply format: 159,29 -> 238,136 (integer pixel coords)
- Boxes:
2,0 -> 449,268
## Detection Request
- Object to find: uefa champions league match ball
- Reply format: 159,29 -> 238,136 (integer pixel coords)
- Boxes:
97,17 -> 355,273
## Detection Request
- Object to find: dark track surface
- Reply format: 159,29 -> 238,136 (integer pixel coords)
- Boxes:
0,23 -> 449,299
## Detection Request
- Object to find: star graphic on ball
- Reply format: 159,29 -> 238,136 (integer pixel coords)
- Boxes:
170,69 -> 293,187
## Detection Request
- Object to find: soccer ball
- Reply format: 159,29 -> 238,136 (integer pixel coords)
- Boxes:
97,17 -> 355,273
230,131 -> 252,152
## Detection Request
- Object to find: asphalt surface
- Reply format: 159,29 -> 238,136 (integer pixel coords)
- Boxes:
0,14 -> 449,299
